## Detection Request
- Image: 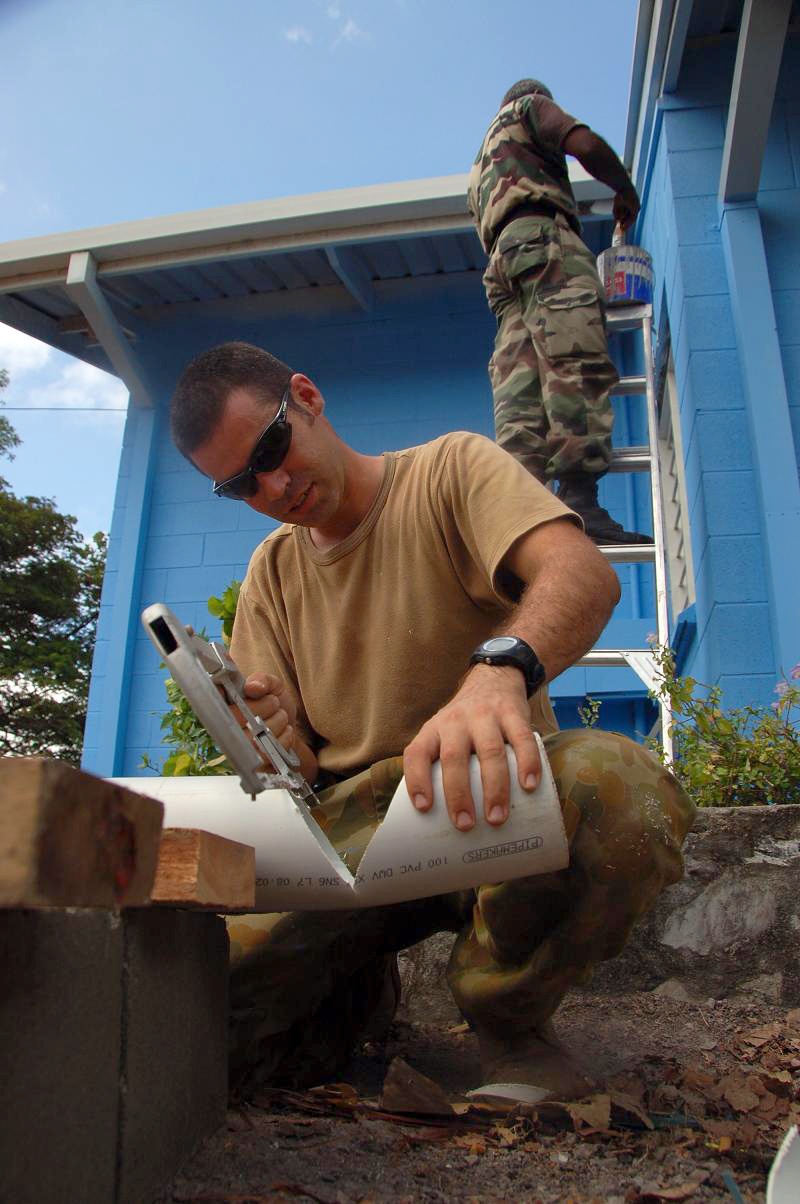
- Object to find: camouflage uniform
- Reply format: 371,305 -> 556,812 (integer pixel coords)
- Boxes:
468,92 -> 618,483
227,730 -> 695,1092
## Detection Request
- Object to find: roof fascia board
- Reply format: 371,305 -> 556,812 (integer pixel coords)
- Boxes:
631,0 -> 679,187
719,0 -> 792,203
625,0 -> 657,165
662,0 -> 695,92
0,168 -> 608,290
65,251 -> 152,407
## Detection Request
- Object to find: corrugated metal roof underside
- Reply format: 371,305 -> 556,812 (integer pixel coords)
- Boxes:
0,211 -> 614,384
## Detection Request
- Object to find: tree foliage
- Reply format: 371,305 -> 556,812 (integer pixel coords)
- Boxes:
0,377 -> 106,764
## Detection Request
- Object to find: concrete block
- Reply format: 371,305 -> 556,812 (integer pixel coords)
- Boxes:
140,568 -> 168,605
702,470 -> 760,535
774,288 -> 800,347
151,470 -> 208,506
164,565 -> 232,605
145,534 -> 205,571
682,294 -> 737,352
663,105 -> 725,152
705,534 -> 768,603
759,106 -> 795,192
150,501 -> 235,539
760,191 -> 800,290
0,909 -> 228,1204
0,910 -> 122,1204
100,567 -> 119,606
673,196 -> 721,246
718,672 -> 779,713
707,602 -> 775,677
695,411 -> 752,471
679,244 -> 728,298
687,349 -> 744,411
203,530 -> 263,567
779,341 -> 800,397
118,910 -> 228,1204
668,148 -> 723,198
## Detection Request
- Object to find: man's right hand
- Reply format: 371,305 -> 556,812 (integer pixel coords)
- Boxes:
235,672 -> 319,786
239,672 -> 297,754
613,184 -> 640,231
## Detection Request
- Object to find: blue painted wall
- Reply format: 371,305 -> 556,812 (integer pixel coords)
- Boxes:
82,263 -> 660,776
635,34 -> 800,712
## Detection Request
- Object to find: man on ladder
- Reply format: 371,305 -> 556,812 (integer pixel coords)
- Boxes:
469,78 -> 652,545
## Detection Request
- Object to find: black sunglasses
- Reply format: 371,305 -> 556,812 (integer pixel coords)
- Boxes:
213,385 -> 292,500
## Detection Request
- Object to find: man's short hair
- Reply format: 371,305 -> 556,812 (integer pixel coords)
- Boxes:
502,78 -> 553,106
170,342 -> 294,456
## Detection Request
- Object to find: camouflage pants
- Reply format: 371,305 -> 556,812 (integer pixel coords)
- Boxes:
227,730 -> 695,1092
483,213 -> 619,482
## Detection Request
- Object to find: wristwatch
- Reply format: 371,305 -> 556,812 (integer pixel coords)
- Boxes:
469,636 -> 546,698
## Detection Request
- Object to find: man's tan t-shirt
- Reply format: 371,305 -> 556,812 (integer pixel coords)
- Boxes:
230,432 -> 578,779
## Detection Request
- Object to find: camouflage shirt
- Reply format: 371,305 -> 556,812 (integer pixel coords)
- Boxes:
468,93 -> 586,253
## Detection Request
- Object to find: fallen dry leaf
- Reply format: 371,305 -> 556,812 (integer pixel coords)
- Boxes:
740,1021 -> 782,1047
638,1172 -> 710,1201
611,1091 -> 655,1130
723,1080 -> 761,1113
567,1093 -> 611,1132
380,1057 -> 454,1116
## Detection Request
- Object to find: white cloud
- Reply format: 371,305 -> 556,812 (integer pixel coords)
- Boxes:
0,323 -> 52,375
35,359 -> 128,411
331,17 -> 369,48
326,3 -> 341,17
284,25 -> 312,43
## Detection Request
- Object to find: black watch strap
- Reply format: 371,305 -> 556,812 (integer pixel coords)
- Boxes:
469,636 -> 546,698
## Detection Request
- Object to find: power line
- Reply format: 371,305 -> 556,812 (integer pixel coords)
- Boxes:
2,406 -> 128,412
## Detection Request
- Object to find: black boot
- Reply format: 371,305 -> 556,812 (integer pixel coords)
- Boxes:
557,474 -> 654,545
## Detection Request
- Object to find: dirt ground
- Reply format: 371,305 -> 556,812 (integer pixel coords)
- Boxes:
159,990 -> 799,1204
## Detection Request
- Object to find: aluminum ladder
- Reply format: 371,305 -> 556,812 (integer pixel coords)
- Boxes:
577,303 -> 673,761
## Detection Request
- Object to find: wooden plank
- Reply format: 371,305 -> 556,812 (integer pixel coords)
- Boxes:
151,828 -> 255,910
0,757 -> 163,908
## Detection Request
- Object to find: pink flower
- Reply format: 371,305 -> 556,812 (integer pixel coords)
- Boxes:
791,664 -> 800,680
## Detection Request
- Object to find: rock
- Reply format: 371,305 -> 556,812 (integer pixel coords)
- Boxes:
651,978 -> 693,1001
737,972 -> 784,1002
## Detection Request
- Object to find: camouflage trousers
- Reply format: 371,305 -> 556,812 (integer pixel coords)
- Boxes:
483,213 -> 619,482
227,729 -> 695,1092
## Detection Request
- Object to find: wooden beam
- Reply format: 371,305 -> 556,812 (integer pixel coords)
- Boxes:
65,250 -> 153,407
0,757 -> 163,908
151,828 -> 255,910
719,0 -> 793,203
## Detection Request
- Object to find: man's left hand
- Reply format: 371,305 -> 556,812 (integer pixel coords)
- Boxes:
402,663 -> 541,832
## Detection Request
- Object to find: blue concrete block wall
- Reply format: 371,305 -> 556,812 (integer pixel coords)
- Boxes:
633,36 -> 800,714
83,266 -> 660,776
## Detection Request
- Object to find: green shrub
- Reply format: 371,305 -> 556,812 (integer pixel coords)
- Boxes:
578,647 -> 800,807
648,645 -> 800,807
141,582 -> 241,776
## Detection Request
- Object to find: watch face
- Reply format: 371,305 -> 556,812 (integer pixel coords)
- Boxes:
483,636 -> 518,653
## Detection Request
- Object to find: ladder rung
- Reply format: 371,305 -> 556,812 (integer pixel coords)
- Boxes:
608,446 -> 651,471
610,374 -> 647,396
578,649 -> 651,668
597,543 -> 656,563
606,304 -> 650,330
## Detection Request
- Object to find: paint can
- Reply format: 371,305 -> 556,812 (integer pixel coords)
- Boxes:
597,226 -> 653,306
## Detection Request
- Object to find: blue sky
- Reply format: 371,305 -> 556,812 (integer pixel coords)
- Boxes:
0,0 -> 638,536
